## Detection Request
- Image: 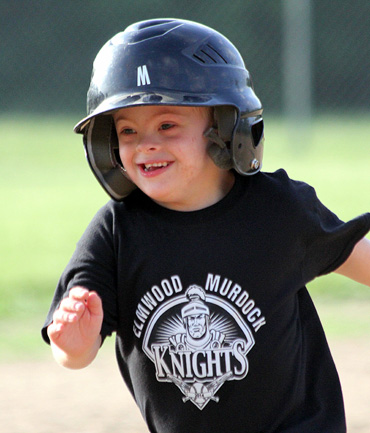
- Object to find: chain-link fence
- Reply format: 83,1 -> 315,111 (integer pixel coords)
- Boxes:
1,0 -> 369,117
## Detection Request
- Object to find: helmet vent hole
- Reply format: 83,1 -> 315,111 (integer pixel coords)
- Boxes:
192,44 -> 228,65
193,54 -> 206,64
251,119 -> 264,147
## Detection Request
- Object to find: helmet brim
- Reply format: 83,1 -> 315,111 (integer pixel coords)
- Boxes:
74,88 -> 261,134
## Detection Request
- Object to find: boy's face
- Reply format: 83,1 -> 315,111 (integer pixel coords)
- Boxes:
113,105 -> 234,211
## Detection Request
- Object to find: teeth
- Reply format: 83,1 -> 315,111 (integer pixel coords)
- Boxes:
144,162 -> 169,170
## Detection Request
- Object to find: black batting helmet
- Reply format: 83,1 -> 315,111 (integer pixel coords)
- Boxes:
75,18 -> 264,201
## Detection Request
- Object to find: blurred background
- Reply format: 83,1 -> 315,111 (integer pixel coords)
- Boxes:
2,0 -> 370,116
0,1 -> 369,432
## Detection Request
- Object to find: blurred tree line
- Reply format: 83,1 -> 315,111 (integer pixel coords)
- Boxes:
1,0 -> 369,116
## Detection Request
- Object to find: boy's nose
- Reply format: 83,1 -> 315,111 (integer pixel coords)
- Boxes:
136,134 -> 161,152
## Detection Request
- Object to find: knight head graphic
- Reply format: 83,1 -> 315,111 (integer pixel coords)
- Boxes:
182,285 -> 210,345
167,285 -> 224,351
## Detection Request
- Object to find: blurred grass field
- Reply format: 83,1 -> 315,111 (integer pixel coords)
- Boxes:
0,114 -> 369,360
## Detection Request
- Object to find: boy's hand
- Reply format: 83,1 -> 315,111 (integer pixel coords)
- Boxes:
47,287 -> 103,368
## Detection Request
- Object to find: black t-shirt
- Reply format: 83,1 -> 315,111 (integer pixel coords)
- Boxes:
42,170 -> 370,433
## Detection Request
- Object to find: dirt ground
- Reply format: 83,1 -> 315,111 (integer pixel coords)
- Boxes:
1,338 -> 369,433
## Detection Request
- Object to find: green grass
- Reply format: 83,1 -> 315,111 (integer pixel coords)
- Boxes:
0,115 -> 107,318
0,113 -> 369,360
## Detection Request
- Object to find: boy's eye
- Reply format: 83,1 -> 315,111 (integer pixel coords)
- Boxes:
160,123 -> 174,131
121,128 -> 136,135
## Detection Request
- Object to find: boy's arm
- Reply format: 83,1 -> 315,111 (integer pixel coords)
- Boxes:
47,287 -> 104,369
334,237 -> 370,286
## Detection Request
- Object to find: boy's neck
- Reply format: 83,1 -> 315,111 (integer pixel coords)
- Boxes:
152,171 -> 235,212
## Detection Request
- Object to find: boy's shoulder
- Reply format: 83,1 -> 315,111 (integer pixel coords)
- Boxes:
257,168 -> 309,187
250,169 -> 319,220
254,168 -> 315,199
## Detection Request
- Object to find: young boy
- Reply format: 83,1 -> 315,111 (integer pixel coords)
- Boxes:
42,19 -> 370,432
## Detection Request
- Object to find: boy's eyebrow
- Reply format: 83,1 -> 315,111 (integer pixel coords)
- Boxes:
113,113 -> 129,123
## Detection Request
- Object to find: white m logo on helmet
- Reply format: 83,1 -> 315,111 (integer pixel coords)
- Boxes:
137,65 -> 151,86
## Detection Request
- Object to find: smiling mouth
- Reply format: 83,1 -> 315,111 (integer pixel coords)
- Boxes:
142,162 -> 170,172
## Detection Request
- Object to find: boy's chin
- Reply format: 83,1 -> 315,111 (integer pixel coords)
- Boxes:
139,186 -> 176,207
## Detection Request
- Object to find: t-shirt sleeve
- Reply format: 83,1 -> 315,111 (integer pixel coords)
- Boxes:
41,204 -> 118,344
298,182 -> 370,282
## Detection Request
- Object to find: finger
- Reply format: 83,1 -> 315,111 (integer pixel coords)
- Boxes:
52,307 -> 79,325
59,297 -> 85,314
47,321 -> 63,338
47,316 -> 71,345
86,291 -> 103,316
69,286 -> 91,302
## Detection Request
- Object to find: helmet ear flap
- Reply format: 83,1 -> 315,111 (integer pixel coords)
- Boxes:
84,116 -> 136,200
232,115 -> 264,175
206,107 -> 264,175
214,106 -> 237,143
207,141 -> 234,170
110,125 -> 124,168
206,106 -> 236,170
